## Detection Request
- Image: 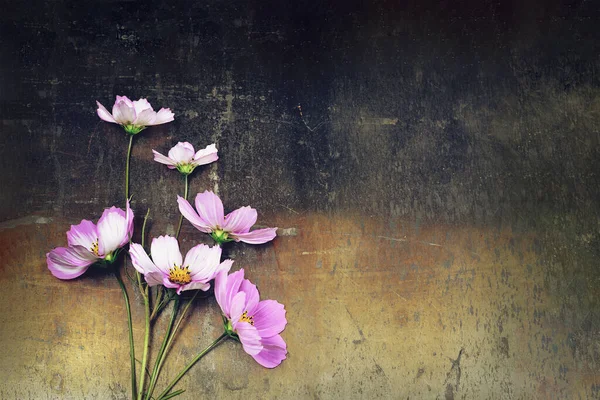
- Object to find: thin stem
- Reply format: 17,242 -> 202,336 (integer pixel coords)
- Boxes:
125,134 -> 134,202
139,209 -> 151,298
150,287 -> 165,321
137,285 -> 151,400
114,269 -> 137,400
175,174 -> 188,239
156,332 -> 229,400
145,296 -> 180,400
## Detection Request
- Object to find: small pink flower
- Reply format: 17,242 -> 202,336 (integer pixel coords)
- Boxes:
129,235 -> 232,294
47,201 -> 134,279
177,191 -> 277,245
215,269 -> 287,368
96,95 -> 174,134
152,142 -> 218,175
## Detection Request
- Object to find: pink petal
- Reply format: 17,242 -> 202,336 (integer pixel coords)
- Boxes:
240,279 -> 260,314
132,98 -> 152,115
150,235 -> 182,272
252,300 -> 287,338
144,271 -> 165,287
97,205 -> 130,256
251,334 -> 287,368
232,227 -> 278,244
191,144 -> 218,166
216,259 -> 234,275
229,291 -> 247,323
223,207 -> 257,234
215,269 -> 245,317
96,101 -> 117,123
152,150 -> 177,168
177,196 -> 212,233
133,108 -> 157,126
67,220 -> 98,250
194,191 -> 225,228
184,243 -> 222,280
236,321 -> 263,356
116,95 -> 134,107
47,246 -> 97,280
112,99 -> 136,125
149,108 -> 175,125
179,281 -> 211,293
168,142 -> 195,164
214,270 -> 229,314
161,276 -> 181,291
129,243 -> 159,275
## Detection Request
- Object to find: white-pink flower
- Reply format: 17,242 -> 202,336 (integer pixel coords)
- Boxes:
47,201 -> 134,279
96,95 -> 174,134
152,142 -> 218,175
215,268 -> 287,368
177,191 -> 277,245
129,235 -> 232,294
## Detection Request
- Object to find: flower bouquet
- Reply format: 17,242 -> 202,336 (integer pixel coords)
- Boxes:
46,96 -> 287,399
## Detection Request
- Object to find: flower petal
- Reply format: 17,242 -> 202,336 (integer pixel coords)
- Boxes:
112,99 -> 136,125
168,142 -> 195,164
116,95 -> 134,108
194,191 -> 225,228
150,235 -> 182,272
252,300 -> 287,338
240,279 -> 260,315
236,321 -> 263,356
132,98 -> 152,115
144,271 -> 165,287
177,195 -> 212,233
179,281 -> 211,293
66,220 -> 98,250
223,207 -> 257,234
47,246 -> 97,280
129,243 -> 159,275
150,108 -> 175,125
251,334 -> 287,368
184,243 -> 222,281
152,150 -> 177,168
97,204 -> 131,256
232,228 -> 278,244
215,269 -> 245,317
96,101 -> 117,123
230,291 -> 247,323
191,143 -> 218,166
133,108 -> 157,126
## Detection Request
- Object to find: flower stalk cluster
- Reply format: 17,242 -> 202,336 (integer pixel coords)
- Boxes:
46,95 -> 287,400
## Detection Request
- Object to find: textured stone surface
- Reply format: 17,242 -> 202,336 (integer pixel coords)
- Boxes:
1,0 -> 600,398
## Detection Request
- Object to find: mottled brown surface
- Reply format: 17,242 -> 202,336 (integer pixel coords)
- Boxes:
0,209 -> 598,398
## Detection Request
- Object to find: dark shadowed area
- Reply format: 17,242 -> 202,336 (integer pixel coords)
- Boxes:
1,0 -> 599,398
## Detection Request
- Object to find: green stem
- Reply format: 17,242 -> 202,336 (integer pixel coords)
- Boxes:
175,174 -> 188,239
156,332 -> 229,400
114,269 -> 137,400
145,297 -> 180,400
137,285 -> 151,400
125,134 -> 134,202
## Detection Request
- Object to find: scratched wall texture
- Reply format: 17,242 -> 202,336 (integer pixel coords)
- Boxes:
1,0 -> 600,399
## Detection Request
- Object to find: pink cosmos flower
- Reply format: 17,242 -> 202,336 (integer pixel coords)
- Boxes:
215,269 -> 287,368
152,142 -> 218,175
129,235 -> 233,294
96,95 -> 174,134
177,191 -> 277,245
47,202 -> 134,279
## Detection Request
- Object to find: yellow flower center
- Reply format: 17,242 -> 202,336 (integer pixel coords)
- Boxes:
239,311 -> 254,326
90,240 -> 100,256
169,265 -> 191,285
